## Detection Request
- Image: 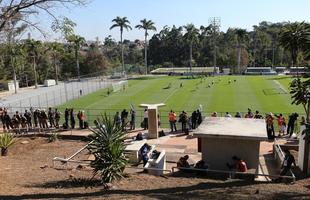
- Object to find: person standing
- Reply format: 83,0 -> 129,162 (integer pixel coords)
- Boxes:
64,108 -> 69,129
33,109 -> 39,127
55,108 -> 61,128
121,109 -> 128,130
275,113 -> 285,136
280,149 -> 296,176
114,111 -> 121,127
266,113 -> 275,139
168,110 -> 177,132
235,112 -> 241,118
179,111 -> 188,132
254,110 -> 263,119
143,109 -> 148,130
48,107 -> 55,128
191,111 -> 197,129
130,109 -> 136,130
287,113 -> 298,137
24,110 -> 32,128
245,108 -> 253,118
70,109 -> 75,129
197,109 -> 202,126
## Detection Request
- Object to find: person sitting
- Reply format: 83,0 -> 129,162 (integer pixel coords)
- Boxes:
226,156 -> 248,173
140,143 -> 152,166
194,160 -> 208,169
177,155 -> 190,168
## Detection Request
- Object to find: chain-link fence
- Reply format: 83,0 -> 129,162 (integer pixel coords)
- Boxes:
2,76 -> 125,112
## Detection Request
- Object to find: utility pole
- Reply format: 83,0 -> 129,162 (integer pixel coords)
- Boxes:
209,17 -> 221,75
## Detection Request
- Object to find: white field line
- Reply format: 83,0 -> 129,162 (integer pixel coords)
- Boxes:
273,80 -> 288,93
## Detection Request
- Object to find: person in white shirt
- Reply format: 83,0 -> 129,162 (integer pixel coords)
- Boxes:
225,112 -> 232,118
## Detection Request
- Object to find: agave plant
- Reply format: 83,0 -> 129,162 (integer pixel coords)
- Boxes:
48,132 -> 60,143
0,133 -> 15,156
88,113 -> 128,183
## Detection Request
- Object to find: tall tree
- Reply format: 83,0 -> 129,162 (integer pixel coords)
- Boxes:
67,34 -> 85,81
183,24 -> 199,74
48,42 -> 64,85
110,16 -> 132,73
23,39 -> 42,89
0,0 -> 88,33
279,22 -> 310,68
135,19 -> 156,74
235,28 -> 248,73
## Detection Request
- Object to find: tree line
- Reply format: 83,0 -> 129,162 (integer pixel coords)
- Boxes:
0,8 -> 310,87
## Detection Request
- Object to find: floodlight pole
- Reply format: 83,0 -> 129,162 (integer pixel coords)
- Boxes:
209,17 -> 221,75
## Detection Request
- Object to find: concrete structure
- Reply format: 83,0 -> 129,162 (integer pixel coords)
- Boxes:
298,125 -> 310,174
145,150 -> 166,176
140,103 -> 165,139
7,81 -> 19,92
193,117 -> 267,172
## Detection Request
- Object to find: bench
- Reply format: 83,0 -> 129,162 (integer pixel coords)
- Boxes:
144,150 -> 166,176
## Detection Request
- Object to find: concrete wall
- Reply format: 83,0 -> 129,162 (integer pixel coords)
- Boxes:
201,137 -> 260,171
298,125 -> 310,174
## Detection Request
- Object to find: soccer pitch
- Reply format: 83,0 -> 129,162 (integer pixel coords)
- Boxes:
59,75 -> 304,127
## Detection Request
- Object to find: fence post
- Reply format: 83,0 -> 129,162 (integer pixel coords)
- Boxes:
45,93 -> 48,108
53,91 -> 56,106
64,82 -> 68,102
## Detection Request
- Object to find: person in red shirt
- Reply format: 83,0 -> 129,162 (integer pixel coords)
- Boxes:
275,113 -> 285,136
266,113 -> 275,139
227,156 -> 248,172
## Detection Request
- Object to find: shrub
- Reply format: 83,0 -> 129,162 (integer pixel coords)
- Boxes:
88,114 -> 127,183
0,133 -> 15,156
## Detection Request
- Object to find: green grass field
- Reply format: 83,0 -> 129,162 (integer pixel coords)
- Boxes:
59,75 -> 304,128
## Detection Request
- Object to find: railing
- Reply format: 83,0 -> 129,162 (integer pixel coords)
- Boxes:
1,107 -> 303,132
171,167 -> 296,182
273,138 -> 296,182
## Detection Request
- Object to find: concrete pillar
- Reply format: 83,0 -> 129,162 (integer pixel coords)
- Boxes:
148,108 -> 158,139
298,125 -> 310,174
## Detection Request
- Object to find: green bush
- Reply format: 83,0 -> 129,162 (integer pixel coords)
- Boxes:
0,133 -> 15,148
88,114 -> 128,183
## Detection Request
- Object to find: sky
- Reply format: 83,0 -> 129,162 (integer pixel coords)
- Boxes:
34,0 -> 310,42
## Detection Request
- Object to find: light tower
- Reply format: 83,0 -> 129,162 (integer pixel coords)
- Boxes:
208,17 -> 221,74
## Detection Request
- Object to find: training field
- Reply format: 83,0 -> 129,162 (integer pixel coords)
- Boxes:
60,75 -> 303,127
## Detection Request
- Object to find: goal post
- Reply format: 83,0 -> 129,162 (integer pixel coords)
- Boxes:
112,80 -> 128,92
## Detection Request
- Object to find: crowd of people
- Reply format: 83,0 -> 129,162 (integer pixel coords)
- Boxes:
0,107 -> 88,133
211,108 -> 301,139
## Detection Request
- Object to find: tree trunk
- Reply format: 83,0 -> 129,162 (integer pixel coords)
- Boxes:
121,30 -> 124,73
33,56 -> 38,89
145,31 -> 148,75
11,56 -> 17,94
54,56 -> 59,85
76,47 -> 80,81
190,42 -> 193,75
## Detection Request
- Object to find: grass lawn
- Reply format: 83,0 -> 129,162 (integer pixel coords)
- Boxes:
59,75 -> 304,128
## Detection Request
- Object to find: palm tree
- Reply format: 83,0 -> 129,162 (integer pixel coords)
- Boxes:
23,39 -> 42,89
183,24 -> 199,75
135,19 -> 156,74
49,42 -> 64,85
67,34 -> 85,81
110,17 -> 132,73
88,114 -> 127,183
235,28 -> 247,74
279,22 -> 310,69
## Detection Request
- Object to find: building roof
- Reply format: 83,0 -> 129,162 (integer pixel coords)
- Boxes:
193,117 -> 267,141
